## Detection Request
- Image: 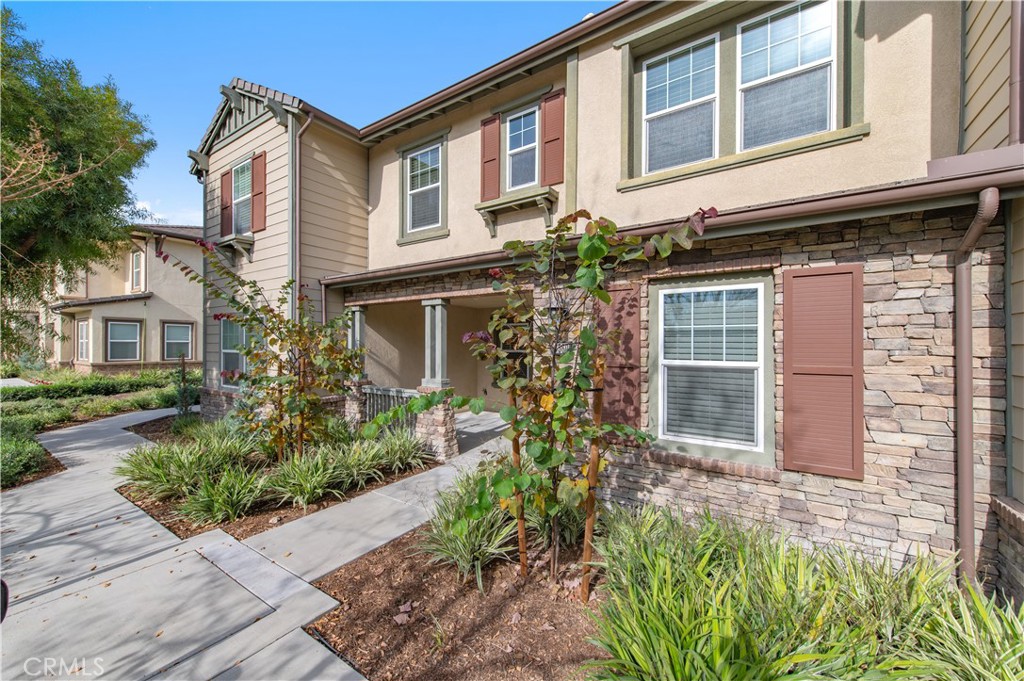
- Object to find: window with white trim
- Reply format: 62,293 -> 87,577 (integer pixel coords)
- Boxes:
659,284 -> 763,449
220,319 -> 246,388
506,107 -> 539,190
405,143 -> 442,232
232,160 -> 253,235
77,320 -> 89,361
130,249 -> 144,291
739,0 -> 834,150
163,323 -> 193,360
643,36 -> 718,174
107,321 -> 141,362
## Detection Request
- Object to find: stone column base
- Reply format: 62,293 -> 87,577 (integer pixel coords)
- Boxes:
415,386 -> 458,462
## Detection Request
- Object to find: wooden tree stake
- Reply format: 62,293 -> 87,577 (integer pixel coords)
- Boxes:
580,360 -> 605,603
509,392 -> 529,579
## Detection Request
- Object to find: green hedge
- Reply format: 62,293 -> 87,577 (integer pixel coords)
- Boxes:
1,374 -> 174,402
1,435 -> 46,488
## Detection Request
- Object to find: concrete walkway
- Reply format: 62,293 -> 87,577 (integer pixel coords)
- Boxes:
0,377 -> 33,388
1,409 -> 505,680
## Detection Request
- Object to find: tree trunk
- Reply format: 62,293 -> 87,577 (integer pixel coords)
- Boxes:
508,392 -> 529,579
580,361 -> 605,603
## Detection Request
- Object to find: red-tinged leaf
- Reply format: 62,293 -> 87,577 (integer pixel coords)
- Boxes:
703,206 -> 719,219
398,601 -> 412,613
393,613 -> 411,625
690,212 -> 705,236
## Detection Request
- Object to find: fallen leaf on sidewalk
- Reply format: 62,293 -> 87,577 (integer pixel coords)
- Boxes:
155,630 -> 163,638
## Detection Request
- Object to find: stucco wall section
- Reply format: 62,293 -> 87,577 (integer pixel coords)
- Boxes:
962,0 -> 1012,153
299,121 -> 369,319
203,116 -> 290,389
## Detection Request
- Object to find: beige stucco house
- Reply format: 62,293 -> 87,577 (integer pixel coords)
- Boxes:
189,1 -> 1024,601
47,224 -> 204,373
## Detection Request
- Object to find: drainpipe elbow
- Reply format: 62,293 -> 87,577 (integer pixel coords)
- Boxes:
955,187 -> 1001,264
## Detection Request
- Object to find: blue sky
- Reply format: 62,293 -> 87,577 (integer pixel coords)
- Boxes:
8,1 -> 615,226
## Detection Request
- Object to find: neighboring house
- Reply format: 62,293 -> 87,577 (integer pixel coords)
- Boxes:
189,1 -> 1024,600
47,224 -> 205,373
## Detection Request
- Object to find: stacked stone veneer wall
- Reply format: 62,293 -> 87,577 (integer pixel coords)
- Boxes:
341,204 -> 1008,582
993,497 -> 1024,605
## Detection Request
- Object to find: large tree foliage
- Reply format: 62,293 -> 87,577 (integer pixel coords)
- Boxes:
0,9 -> 154,359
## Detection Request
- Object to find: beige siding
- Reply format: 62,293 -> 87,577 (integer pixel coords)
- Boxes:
203,115 -> 290,387
299,122 -> 369,320
1011,199 -> 1024,502
963,0 -> 1012,152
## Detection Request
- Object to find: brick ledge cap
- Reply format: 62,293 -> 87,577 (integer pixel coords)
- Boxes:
993,497 -> 1024,533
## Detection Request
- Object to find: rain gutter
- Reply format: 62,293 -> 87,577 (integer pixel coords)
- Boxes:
954,187 -> 1000,585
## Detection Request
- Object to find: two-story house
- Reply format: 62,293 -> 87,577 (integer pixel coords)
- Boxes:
47,224 -> 205,373
190,1 -> 1024,601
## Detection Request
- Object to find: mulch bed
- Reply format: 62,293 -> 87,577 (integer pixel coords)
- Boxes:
308,529 -> 608,681
2,449 -> 66,490
116,412 -> 438,541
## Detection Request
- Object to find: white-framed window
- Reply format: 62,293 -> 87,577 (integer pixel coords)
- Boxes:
405,143 -> 442,232
232,159 -> 253,235
506,107 -> 539,190
76,320 -> 89,362
220,319 -> 246,388
659,283 -> 763,450
163,323 -> 193,361
738,0 -> 835,151
130,249 -> 144,291
107,321 -> 141,362
643,35 -> 718,174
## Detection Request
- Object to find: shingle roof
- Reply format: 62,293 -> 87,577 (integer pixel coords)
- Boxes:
134,224 -> 203,241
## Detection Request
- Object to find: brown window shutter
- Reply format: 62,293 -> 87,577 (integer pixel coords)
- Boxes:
480,114 -> 501,201
783,264 -> 864,479
595,282 -> 641,428
540,89 -> 565,186
251,151 -> 267,233
219,171 -> 232,237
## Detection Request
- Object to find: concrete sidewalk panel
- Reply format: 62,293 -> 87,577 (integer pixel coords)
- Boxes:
212,629 -> 365,681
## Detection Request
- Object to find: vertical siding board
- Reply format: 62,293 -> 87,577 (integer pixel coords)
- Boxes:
219,171 -> 233,237
783,265 -> 864,479
480,114 -> 501,201
963,0 -> 1011,152
540,89 -> 565,186
251,151 -> 267,233
596,282 -> 641,428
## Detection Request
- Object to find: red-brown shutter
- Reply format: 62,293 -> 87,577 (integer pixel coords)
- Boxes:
540,89 -> 565,186
595,282 -> 641,428
783,264 -> 864,479
480,114 -> 501,201
251,151 -> 267,233
219,171 -> 232,237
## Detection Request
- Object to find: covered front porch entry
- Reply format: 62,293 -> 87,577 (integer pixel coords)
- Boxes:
354,292 -> 511,413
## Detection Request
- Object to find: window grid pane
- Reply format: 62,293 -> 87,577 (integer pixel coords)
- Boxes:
645,39 -> 716,117
740,0 -> 832,85
233,162 -> 251,199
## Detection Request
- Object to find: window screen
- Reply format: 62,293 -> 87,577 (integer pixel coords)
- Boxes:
740,0 -> 833,150
661,286 -> 761,447
407,144 -> 441,231
644,38 -> 717,173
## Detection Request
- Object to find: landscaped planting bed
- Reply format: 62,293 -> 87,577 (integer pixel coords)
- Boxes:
116,417 -> 435,541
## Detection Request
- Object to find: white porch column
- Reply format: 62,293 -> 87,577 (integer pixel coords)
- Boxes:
422,298 -> 449,388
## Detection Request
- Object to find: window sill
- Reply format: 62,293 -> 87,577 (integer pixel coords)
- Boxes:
646,446 -> 780,482
475,185 -> 559,238
397,225 -> 450,246
618,123 -> 871,193
216,233 -> 254,263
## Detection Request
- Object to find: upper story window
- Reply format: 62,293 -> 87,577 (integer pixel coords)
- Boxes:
232,159 -> 253,235
643,37 -> 718,174
130,249 -> 144,291
738,0 -> 834,150
506,107 -> 539,190
406,143 -> 443,232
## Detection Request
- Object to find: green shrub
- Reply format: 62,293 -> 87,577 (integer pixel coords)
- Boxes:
588,507 -> 966,681
178,465 -> 268,524
318,417 -> 358,447
1,361 -> 20,378
268,449 -> 349,511
0,370 -> 198,402
525,501 -> 587,550
2,407 -> 74,436
1,435 -> 46,488
332,440 -> 386,490
419,466 -> 516,591
377,429 -> 429,473
115,439 -> 246,501
170,414 -> 203,436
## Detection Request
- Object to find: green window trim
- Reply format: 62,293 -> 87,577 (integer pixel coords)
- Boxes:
397,135 -> 449,245
648,271 -> 776,468
619,0 -> 865,187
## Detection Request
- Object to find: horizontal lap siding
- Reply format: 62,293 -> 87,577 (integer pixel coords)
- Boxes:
299,124 -> 369,318
204,117 -> 290,387
962,0 -> 1011,152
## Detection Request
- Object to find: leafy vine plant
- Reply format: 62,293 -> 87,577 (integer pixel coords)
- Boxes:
156,240 -> 364,460
362,207 -> 715,599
